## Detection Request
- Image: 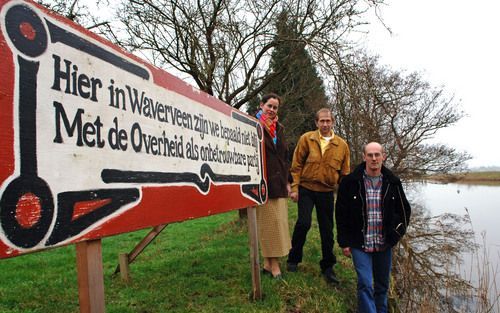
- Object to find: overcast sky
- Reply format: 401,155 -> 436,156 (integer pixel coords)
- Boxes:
356,0 -> 500,168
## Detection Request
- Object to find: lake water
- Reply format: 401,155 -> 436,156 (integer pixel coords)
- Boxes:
411,182 -> 500,311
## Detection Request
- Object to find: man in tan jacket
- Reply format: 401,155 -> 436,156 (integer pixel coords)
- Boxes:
287,108 -> 350,285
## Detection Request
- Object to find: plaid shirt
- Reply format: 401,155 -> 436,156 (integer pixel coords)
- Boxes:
363,171 -> 384,252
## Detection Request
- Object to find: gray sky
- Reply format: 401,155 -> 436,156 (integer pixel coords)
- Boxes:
357,0 -> 500,167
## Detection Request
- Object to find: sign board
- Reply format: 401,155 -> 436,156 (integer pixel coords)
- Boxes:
0,0 -> 267,259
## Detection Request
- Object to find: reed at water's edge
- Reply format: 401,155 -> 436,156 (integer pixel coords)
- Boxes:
390,181 -> 500,313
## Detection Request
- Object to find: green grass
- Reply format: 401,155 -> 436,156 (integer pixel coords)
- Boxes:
0,201 -> 357,312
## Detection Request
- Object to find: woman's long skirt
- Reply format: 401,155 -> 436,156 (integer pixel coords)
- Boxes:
256,198 -> 291,258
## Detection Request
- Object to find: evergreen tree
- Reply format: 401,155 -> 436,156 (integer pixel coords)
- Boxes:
249,11 -> 329,154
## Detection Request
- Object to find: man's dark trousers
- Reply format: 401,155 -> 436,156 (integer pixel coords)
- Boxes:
288,186 -> 336,271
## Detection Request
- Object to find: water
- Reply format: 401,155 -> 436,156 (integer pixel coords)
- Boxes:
412,182 -> 500,311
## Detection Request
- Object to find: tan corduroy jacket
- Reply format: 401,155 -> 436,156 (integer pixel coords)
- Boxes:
290,130 -> 350,193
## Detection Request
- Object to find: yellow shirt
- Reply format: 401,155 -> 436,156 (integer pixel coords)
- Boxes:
319,130 -> 334,155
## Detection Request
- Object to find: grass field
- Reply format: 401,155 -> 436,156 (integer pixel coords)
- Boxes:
459,171 -> 500,182
0,201 -> 357,313
427,171 -> 500,185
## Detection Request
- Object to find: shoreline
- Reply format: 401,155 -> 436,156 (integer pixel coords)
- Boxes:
424,171 -> 500,185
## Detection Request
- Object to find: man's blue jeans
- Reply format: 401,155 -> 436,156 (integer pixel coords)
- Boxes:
351,248 -> 392,313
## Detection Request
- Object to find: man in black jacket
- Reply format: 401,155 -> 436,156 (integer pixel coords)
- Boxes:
335,142 -> 411,313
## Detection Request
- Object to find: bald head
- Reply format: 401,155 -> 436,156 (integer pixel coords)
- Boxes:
363,142 -> 386,176
363,142 -> 384,155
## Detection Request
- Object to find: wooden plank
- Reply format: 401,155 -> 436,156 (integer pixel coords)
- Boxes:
113,224 -> 167,275
76,240 -> 105,313
246,206 -> 262,300
118,253 -> 130,282
128,225 -> 167,264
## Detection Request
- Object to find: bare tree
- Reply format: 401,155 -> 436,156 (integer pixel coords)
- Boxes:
92,0 -> 383,108
333,52 -> 471,178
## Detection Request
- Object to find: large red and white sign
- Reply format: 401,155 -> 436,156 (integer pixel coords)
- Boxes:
0,0 -> 267,259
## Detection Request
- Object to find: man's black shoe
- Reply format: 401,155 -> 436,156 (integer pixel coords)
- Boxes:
322,268 -> 340,285
287,262 -> 298,272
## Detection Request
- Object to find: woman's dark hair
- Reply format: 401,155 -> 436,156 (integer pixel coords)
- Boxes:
260,93 -> 281,106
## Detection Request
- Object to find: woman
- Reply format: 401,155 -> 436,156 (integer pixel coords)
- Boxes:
255,93 -> 291,278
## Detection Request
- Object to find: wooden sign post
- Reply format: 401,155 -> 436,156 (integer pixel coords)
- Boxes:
247,206 -> 262,300
76,240 -> 105,313
0,0 -> 267,311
